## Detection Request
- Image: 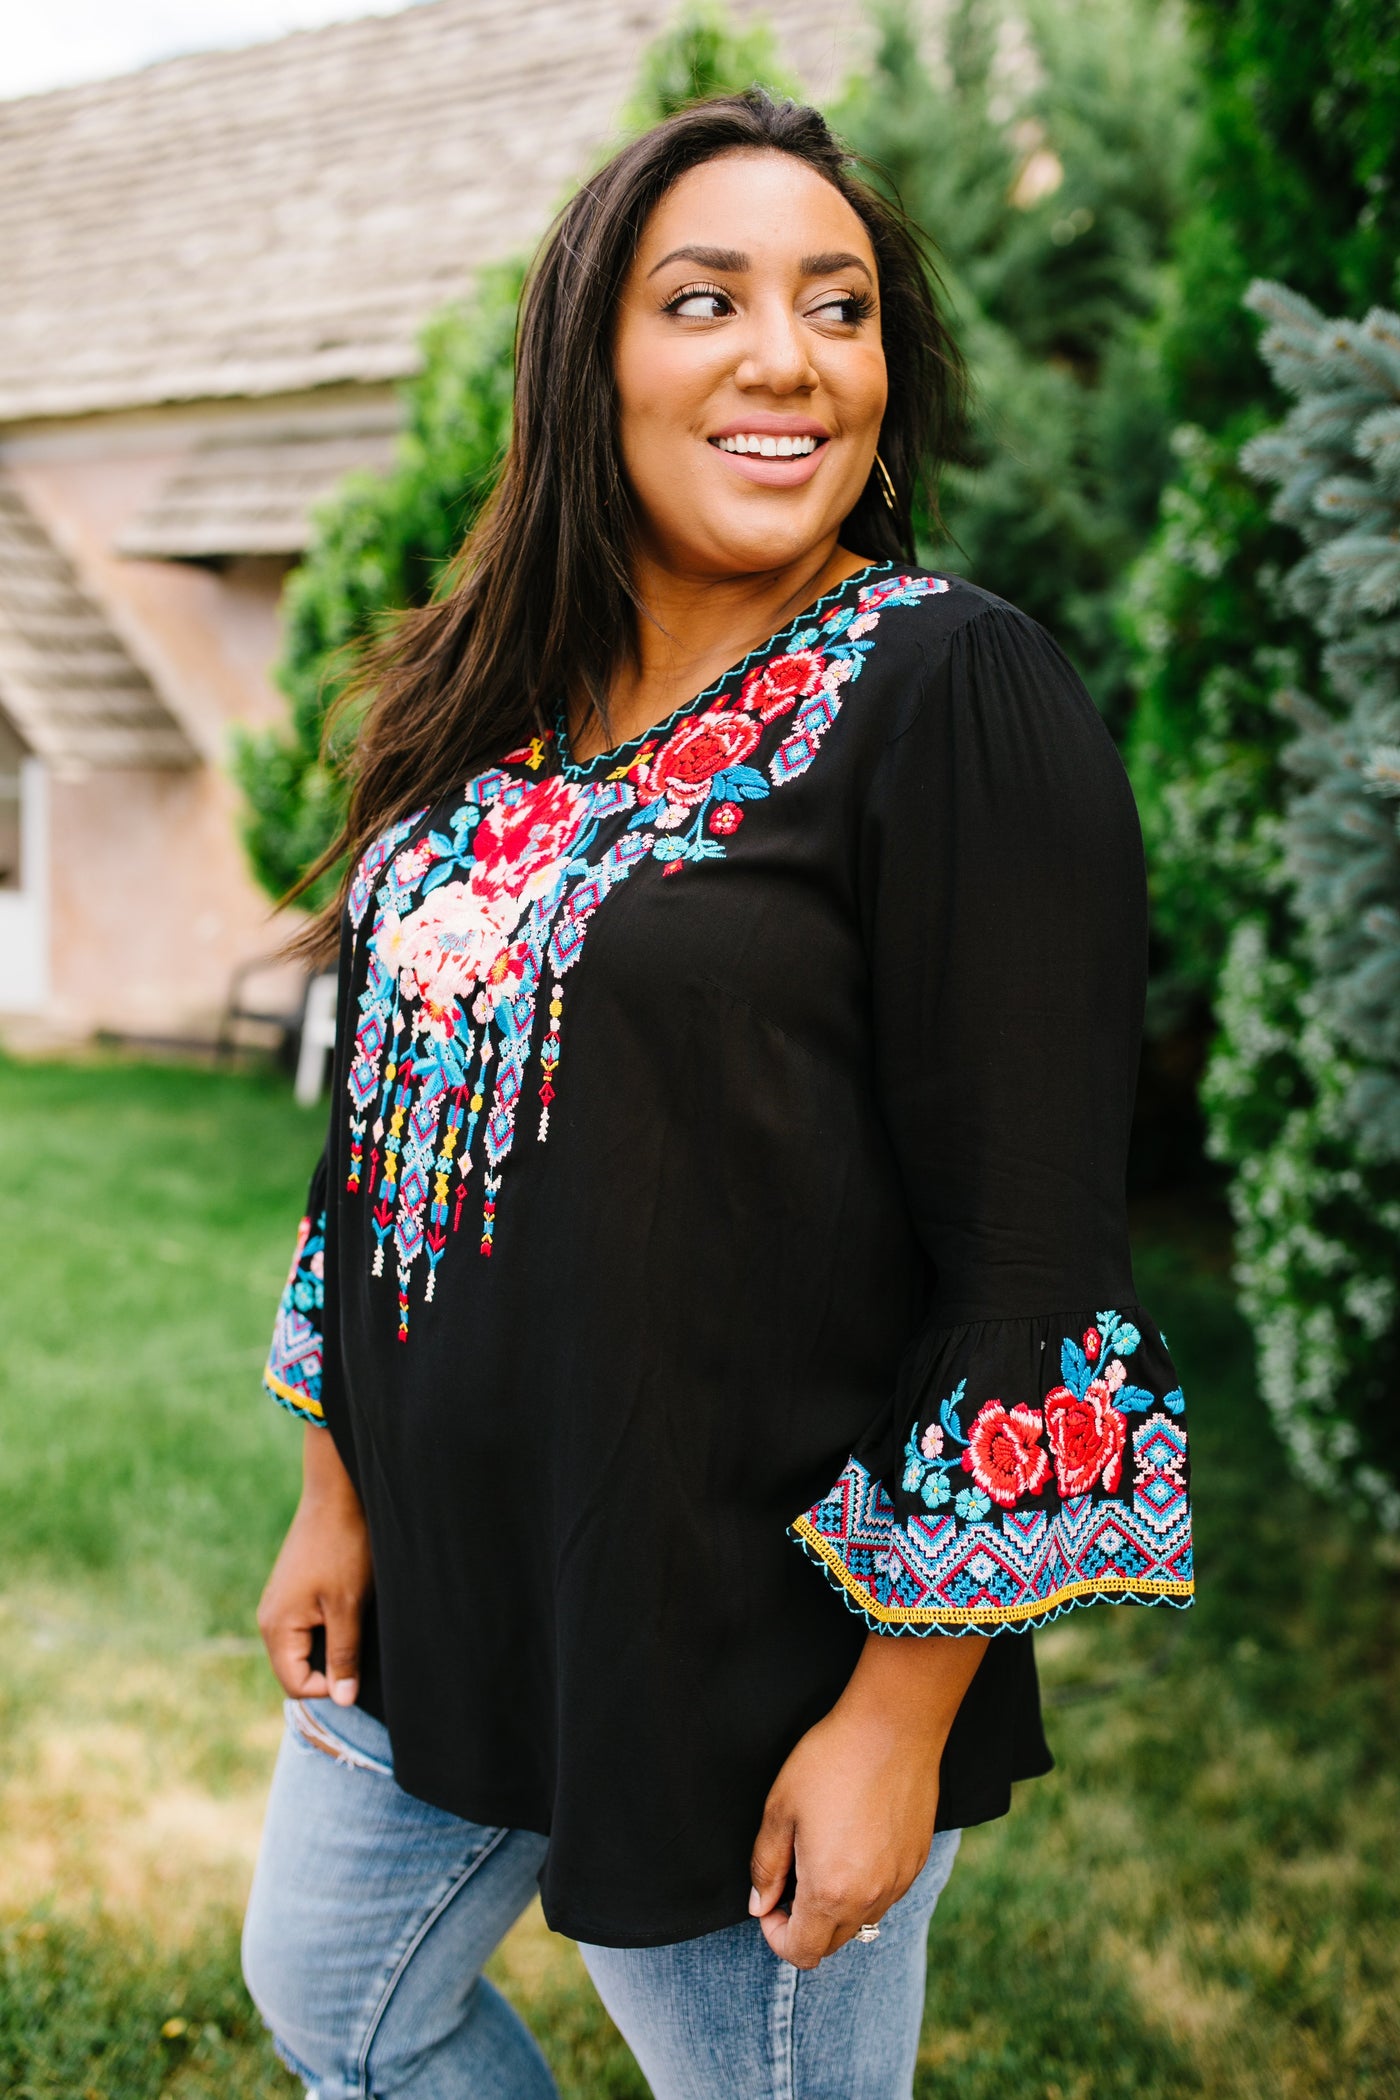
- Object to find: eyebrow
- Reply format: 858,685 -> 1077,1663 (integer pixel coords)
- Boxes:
647,244 -> 874,284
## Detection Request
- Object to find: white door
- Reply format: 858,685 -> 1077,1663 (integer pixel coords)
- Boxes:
0,728 -> 49,1013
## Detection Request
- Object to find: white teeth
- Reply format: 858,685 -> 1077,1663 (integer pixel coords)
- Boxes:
715,434 -> 819,456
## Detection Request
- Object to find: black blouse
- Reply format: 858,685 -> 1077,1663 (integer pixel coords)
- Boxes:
264,566 -> 1193,1948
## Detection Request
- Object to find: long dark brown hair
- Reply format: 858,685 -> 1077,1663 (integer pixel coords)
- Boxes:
295,90 -> 965,958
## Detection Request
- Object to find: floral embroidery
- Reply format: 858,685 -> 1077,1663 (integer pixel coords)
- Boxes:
1045,1373 -> 1127,1496
739,646 -> 826,721
341,568 -> 948,1332
639,708 -> 761,809
900,1383 -> 1052,1512
794,1309 -> 1192,1632
264,1208 -> 326,1422
963,1400 -> 1051,1507
374,774 -> 591,1043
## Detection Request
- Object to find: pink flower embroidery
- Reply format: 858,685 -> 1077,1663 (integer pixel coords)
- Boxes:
738,648 -> 826,723
376,775 -> 589,1039
920,1421 -> 945,1461
960,1401 -> 1051,1508
472,774 -> 588,901
393,839 -> 435,887
640,709 -> 761,808
1044,1379 -> 1126,1497
376,882 -> 522,1039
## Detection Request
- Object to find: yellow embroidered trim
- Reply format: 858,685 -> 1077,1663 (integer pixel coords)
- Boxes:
263,1367 -> 325,1421
790,1514 -> 1194,1627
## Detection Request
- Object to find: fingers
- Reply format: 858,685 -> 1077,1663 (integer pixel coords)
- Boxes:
748,1801 -> 795,1920
257,1585 -> 361,1705
257,1605 -> 328,1700
322,1588 -> 362,1708
759,1880 -> 859,1970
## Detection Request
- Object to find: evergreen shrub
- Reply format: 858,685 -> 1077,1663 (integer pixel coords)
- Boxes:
1206,284 -> 1400,1528
1122,423 -> 1313,1030
836,0 -> 1193,726
1163,0 -> 1400,431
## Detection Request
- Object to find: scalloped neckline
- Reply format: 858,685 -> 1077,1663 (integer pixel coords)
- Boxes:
552,560 -> 891,780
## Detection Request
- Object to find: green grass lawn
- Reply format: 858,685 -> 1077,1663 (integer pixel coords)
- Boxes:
0,1053 -> 1396,2098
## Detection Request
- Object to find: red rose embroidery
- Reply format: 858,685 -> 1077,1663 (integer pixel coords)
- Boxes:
1083,1326 -> 1101,1363
643,709 -> 761,807
708,802 -> 743,836
960,1401 -> 1051,1508
738,648 -> 826,723
1044,1379 -> 1126,1497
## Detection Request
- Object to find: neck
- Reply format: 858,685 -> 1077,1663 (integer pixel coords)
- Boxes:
568,537 -> 871,764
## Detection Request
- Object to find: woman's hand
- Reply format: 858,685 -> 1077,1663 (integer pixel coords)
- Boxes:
257,1426 -> 373,1708
748,1631 -> 987,1968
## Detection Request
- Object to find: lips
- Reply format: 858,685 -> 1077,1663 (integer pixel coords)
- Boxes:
708,420 -> 831,485
714,432 -> 821,457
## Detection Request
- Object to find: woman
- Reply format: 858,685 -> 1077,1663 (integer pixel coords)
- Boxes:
242,92 -> 1194,2100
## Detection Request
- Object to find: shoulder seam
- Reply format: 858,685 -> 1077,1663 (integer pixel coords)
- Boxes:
882,596 -> 1032,750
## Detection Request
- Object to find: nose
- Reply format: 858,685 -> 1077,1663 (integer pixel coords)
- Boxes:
733,295 -> 819,397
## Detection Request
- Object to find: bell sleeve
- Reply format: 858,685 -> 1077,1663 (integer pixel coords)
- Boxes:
263,1148 -> 330,1426
791,601 -> 1194,1634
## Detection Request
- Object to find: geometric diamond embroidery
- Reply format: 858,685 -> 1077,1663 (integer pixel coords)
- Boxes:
263,1208 -> 327,1423
792,1419 -> 1194,1634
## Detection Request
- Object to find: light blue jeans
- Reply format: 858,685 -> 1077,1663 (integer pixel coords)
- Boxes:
242,1696 -> 962,2100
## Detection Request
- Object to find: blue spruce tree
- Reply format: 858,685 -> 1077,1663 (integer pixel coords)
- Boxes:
1207,284 -> 1400,1528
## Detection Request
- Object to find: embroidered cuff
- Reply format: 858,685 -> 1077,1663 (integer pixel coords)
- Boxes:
791,1306 -> 1193,1634
264,1208 -> 328,1425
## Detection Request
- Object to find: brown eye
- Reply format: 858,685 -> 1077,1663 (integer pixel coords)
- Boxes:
810,292 -> 873,326
665,285 -> 734,321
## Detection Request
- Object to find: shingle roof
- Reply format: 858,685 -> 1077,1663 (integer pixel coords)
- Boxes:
0,0 -> 862,427
0,477 -> 196,770
116,402 -> 401,558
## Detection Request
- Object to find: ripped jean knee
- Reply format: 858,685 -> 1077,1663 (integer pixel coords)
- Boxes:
242,1700 -> 552,2098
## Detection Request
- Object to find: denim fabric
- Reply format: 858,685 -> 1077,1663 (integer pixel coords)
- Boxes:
242,1698 -> 961,2100
579,1833 -> 961,2100
242,1699 -> 553,2099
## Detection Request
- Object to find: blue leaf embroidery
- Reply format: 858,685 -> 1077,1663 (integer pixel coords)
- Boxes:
1112,1385 -> 1158,1414
1163,1387 -> 1186,1415
712,764 -> 769,801
939,1379 -> 969,1443
1061,1339 -> 1091,1396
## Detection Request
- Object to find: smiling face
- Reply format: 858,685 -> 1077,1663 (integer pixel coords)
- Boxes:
612,148 -> 889,581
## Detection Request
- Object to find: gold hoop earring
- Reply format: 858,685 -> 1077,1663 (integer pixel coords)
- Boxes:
873,450 -> 898,514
